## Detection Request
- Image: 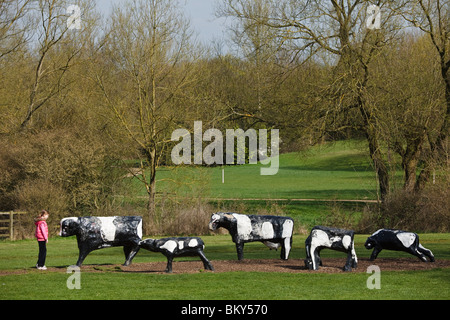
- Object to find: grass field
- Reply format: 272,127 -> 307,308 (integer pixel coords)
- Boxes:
120,139 -> 407,232
1,234 -> 449,300
123,139 -> 389,229
138,139 -> 385,201
1,139 -> 448,302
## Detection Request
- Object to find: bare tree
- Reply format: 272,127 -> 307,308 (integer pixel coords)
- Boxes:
20,0 -> 94,129
400,0 -> 449,190
0,0 -> 31,59
220,0 -> 407,200
96,0 -> 198,226
372,34 -> 445,192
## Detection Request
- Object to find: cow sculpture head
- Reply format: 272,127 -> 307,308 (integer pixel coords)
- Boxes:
59,217 -> 79,237
364,237 -> 376,250
208,212 -> 235,231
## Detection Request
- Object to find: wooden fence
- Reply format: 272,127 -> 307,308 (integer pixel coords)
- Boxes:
0,211 -> 26,241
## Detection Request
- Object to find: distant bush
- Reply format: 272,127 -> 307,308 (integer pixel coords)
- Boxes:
322,201 -> 361,231
0,129 -> 126,238
358,182 -> 450,233
13,179 -> 68,238
0,139 -> 25,210
149,195 -> 214,236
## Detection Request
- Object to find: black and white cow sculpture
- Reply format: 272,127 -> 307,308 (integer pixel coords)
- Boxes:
60,216 -> 142,267
365,229 -> 435,262
305,226 -> 358,272
139,237 -> 214,273
209,212 -> 294,260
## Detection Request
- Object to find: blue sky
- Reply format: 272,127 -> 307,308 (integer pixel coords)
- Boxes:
95,0 -> 229,46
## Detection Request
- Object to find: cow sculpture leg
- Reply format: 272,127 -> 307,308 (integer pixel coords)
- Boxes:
369,246 -> 382,261
76,245 -> 92,267
198,250 -> 214,271
281,237 -> 292,260
236,242 -> 245,260
75,244 -> 140,267
305,236 -> 322,270
400,243 -> 432,262
348,243 -> 358,270
344,250 -> 355,272
417,244 -> 435,262
123,245 -> 140,266
165,256 -> 174,273
163,249 -> 214,273
163,250 -> 214,273
305,244 -> 322,271
407,238 -> 433,262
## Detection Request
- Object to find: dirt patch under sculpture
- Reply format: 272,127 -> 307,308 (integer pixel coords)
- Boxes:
2,257 -> 449,276
120,257 -> 450,274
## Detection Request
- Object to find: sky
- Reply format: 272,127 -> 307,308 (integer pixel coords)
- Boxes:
95,0 -> 230,47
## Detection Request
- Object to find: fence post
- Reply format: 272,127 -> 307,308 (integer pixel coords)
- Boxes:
10,211 -> 14,241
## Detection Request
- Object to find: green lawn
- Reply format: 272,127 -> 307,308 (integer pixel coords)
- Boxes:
121,140 -> 394,230
129,139 -> 387,201
1,234 -> 449,300
121,140 -> 387,229
1,269 -> 449,300
2,140 -> 447,301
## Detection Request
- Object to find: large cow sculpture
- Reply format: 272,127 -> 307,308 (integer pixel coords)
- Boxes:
60,216 -> 142,267
139,237 -> 214,273
305,226 -> 358,272
365,229 -> 435,262
208,212 -> 294,260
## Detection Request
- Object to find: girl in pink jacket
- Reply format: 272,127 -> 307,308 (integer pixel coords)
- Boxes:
35,210 -> 49,270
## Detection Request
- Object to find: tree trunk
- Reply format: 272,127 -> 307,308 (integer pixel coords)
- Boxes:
359,94 -> 390,201
401,138 -> 423,193
147,179 -> 156,225
146,147 -> 157,225
366,131 -> 389,201
403,157 -> 419,193
415,62 -> 448,192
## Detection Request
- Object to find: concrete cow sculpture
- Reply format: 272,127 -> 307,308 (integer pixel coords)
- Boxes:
139,237 -> 214,273
305,226 -> 357,272
60,216 -> 142,267
209,212 -> 294,260
365,229 -> 435,262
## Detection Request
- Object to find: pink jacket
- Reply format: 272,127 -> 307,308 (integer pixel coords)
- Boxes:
35,220 -> 48,241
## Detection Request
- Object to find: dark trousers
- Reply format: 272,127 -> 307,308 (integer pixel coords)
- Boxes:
37,241 -> 47,267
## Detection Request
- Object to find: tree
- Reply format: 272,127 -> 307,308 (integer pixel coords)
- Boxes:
400,0 -> 449,191
220,0 -> 406,200
96,0 -> 198,226
373,34 -> 446,192
225,0 -> 279,113
0,0 -> 31,59
20,0 -> 95,130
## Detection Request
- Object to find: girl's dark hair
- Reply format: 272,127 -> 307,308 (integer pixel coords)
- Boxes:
35,210 -> 49,221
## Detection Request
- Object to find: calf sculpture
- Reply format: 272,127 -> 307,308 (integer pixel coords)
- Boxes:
139,237 -> 214,273
209,212 -> 294,260
60,216 -> 142,267
365,229 -> 435,262
305,226 -> 358,272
